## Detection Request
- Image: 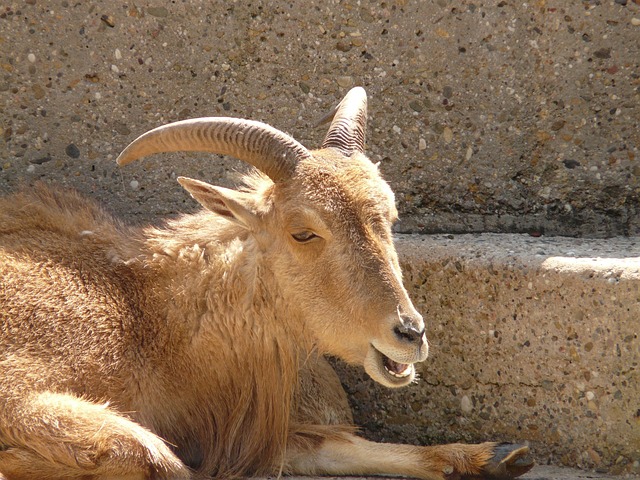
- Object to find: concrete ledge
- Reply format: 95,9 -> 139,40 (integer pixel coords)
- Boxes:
336,234 -> 639,475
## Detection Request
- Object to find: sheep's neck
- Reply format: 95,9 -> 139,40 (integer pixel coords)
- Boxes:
137,217 -> 306,476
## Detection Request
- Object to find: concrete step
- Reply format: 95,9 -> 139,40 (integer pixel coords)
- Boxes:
333,234 -> 640,476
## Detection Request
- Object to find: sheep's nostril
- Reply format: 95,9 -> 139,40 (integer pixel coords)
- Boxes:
393,324 -> 425,344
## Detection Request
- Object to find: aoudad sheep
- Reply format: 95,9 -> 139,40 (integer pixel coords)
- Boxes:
0,88 -> 533,480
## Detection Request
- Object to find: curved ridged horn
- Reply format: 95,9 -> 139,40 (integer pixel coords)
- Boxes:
320,87 -> 368,156
116,118 -> 311,183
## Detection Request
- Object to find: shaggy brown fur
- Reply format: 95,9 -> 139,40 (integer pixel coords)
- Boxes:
0,94 -> 532,480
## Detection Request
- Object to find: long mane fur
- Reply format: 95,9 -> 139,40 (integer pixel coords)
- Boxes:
133,172 -> 306,477
0,178 -> 314,478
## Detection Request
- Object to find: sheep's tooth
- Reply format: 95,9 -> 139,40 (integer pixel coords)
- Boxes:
384,363 -> 412,378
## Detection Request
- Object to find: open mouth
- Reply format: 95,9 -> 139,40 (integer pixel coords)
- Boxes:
383,356 -> 413,378
364,344 -> 416,388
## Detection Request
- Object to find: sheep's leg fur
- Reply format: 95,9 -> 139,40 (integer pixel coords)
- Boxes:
286,433 -> 532,480
0,391 -> 190,480
289,357 -> 533,480
295,355 -> 354,426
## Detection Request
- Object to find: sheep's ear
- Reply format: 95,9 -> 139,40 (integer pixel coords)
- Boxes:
177,176 -> 258,229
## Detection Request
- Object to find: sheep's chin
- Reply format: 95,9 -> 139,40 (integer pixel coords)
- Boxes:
363,345 -> 416,388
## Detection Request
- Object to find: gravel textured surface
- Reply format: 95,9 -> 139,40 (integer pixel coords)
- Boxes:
1,1 -> 639,235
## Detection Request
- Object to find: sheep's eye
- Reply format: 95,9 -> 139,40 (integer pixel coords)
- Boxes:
291,231 -> 318,243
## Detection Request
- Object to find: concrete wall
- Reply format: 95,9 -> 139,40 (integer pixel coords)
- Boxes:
1,0 -> 639,475
1,1 -> 639,235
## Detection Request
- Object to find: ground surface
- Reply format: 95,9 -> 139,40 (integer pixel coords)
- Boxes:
272,465 -> 639,480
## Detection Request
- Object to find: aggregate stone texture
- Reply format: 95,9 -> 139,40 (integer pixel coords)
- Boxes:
1,1 -> 639,235
331,234 -> 639,475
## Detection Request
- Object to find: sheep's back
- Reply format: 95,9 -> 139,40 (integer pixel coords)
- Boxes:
0,185 -> 154,405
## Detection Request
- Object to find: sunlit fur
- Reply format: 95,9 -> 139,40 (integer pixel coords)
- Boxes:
0,149 -> 528,478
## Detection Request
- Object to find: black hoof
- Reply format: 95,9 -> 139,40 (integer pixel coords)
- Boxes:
478,443 -> 534,479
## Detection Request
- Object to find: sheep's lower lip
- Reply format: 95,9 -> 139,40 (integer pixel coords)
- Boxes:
365,345 -> 416,387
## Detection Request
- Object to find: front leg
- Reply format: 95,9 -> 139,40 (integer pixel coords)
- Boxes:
0,390 -> 189,480
285,431 -> 533,480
